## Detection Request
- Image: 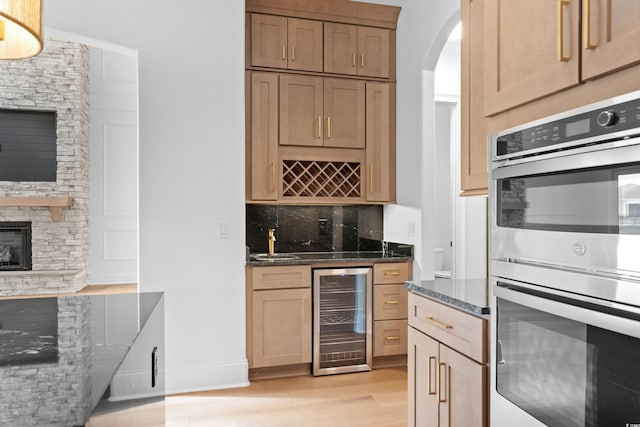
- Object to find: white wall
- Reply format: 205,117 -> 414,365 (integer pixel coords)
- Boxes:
89,47 -> 139,285
385,0 -> 459,281
45,1 -> 248,393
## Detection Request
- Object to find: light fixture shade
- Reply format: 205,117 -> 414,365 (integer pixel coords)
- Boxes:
0,0 -> 43,60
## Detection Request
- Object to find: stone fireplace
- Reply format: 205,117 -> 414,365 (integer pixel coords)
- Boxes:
0,39 -> 90,295
0,222 -> 32,271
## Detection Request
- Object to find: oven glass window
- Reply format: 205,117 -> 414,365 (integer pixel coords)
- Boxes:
498,165 -> 640,234
496,297 -> 640,427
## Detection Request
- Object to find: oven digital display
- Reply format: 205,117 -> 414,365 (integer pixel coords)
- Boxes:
565,117 -> 591,138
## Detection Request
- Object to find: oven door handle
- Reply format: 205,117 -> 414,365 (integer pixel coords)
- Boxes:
492,136 -> 640,180
494,280 -> 640,340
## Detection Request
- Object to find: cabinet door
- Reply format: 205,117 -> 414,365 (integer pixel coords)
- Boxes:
484,0 -> 580,115
365,82 -> 393,201
280,74 -> 323,147
287,18 -> 323,72
582,0 -> 640,80
252,288 -> 312,368
251,14 -> 287,69
439,345 -> 487,427
323,78 -> 365,148
250,72 -> 279,200
324,22 -> 358,75
461,0 -> 488,196
358,27 -> 390,78
408,327 -> 440,427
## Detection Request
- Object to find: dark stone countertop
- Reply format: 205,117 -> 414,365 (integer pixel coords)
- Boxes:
0,292 -> 164,426
246,251 -> 412,266
406,278 -> 490,317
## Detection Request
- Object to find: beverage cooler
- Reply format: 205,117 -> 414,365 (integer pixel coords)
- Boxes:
312,267 -> 372,376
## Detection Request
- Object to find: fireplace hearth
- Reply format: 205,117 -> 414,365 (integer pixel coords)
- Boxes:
0,222 -> 32,271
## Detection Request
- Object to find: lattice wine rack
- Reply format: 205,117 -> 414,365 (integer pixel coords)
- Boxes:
282,160 -> 362,199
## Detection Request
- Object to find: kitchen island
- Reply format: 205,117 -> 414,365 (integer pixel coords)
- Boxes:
406,278 -> 489,427
0,291 -> 164,427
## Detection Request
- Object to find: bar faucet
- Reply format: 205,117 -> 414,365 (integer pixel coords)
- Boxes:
268,228 -> 276,256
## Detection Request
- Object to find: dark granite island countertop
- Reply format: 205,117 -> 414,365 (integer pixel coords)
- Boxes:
406,278 -> 490,316
0,292 -> 164,427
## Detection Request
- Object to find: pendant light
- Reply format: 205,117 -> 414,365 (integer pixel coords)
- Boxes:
0,0 -> 43,60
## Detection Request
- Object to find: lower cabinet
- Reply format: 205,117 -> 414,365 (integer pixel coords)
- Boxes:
252,288 -> 311,368
408,293 -> 488,427
247,265 -> 312,369
372,262 -> 411,357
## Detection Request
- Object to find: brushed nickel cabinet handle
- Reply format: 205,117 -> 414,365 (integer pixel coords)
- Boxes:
291,46 -> 296,61
352,53 -> 356,67
583,0 -> 597,49
385,300 -> 400,305
282,45 -> 286,61
360,52 -> 365,68
426,316 -> 453,330
385,336 -> 400,341
317,116 -> 322,138
557,0 -> 571,62
327,116 -> 331,138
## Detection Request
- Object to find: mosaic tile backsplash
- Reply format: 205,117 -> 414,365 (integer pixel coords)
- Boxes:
246,205 -> 383,254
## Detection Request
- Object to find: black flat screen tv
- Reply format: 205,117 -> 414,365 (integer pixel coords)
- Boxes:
0,109 -> 57,182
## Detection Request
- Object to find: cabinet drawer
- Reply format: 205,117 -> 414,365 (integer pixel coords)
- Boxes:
374,284 -> 408,320
373,262 -> 410,284
374,319 -> 407,357
251,265 -> 311,290
408,293 -> 487,364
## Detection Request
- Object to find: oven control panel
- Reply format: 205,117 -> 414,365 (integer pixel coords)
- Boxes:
495,93 -> 640,159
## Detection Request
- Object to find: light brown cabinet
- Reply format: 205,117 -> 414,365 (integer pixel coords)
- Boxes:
280,75 -> 365,149
460,0 -> 488,196
246,0 -> 399,205
247,265 -> 312,369
484,0 -> 580,115
365,82 -> 395,202
372,262 -> 410,357
324,23 -> 390,78
250,14 -> 323,72
408,292 -> 488,427
249,72 -> 279,201
581,0 -> 640,80
484,0 -> 640,116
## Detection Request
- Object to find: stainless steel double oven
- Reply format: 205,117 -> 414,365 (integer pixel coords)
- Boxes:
489,91 -> 640,426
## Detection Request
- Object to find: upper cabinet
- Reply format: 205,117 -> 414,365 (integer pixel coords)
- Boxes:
280,75 -> 365,149
251,14 -> 323,72
484,0 -> 640,116
246,0 -> 399,205
483,0 -> 581,115
581,0 -> 640,80
460,0 -> 488,196
324,23 -> 390,78
461,0 -> 640,196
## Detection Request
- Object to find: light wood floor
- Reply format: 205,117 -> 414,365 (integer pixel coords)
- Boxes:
90,366 -> 408,427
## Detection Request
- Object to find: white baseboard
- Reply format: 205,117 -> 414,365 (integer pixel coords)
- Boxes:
165,359 -> 250,395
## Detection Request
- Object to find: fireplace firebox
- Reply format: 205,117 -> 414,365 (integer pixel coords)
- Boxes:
0,222 -> 32,271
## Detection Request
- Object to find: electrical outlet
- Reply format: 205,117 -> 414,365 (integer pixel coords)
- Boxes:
318,218 -> 328,235
408,221 -> 416,237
